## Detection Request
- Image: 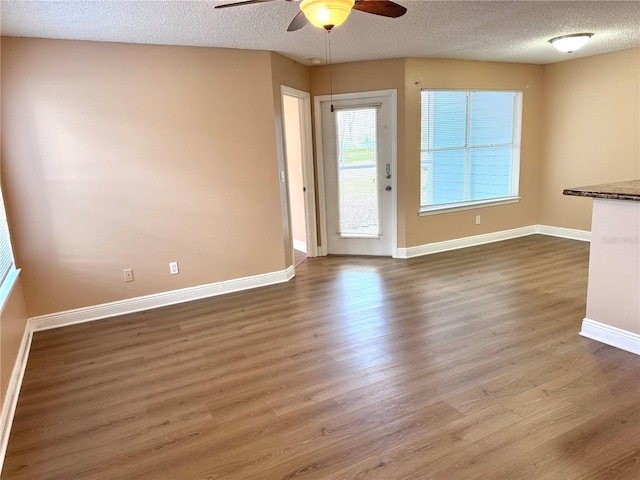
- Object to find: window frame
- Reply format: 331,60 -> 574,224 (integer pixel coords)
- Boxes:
419,89 -> 523,214
0,187 -> 19,315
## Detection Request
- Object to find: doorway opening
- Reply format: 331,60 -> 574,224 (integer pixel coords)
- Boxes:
281,86 -> 317,267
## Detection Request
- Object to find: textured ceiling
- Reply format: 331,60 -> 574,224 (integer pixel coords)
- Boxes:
1,0 -> 639,65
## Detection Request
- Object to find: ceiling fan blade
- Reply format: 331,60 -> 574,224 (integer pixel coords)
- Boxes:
215,0 -> 276,9
287,11 -> 309,32
353,0 -> 407,18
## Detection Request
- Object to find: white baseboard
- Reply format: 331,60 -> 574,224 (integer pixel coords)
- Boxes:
395,226 -> 537,259
0,324 -> 33,473
30,265 -> 296,332
580,318 -> 640,355
537,225 -> 591,242
293,239 -> 307,254
395,225 -> 591,259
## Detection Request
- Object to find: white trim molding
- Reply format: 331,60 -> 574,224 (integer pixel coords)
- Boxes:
30,266 -> 295,332
580,318 -> 640,355
0,324 -> 33,473
537,225 -> 591,242
395,226 -> 537,259
395,225 -> 591,259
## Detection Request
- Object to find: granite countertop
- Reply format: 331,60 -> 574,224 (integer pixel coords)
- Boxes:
563,179 -> 640,201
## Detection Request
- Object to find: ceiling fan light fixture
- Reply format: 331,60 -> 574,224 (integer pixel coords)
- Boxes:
549,33 -> 594,53
300,0 -> 355,30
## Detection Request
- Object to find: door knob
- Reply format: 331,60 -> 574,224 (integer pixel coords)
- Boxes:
385,186 -> 392,191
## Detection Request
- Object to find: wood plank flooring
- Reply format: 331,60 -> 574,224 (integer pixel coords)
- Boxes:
3,235 -> 639,479
294,249 -> 307,267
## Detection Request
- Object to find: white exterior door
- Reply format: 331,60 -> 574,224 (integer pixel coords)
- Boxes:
317,91 -> 396,256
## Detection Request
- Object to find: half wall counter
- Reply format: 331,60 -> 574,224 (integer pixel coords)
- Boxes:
564,179 -> 640,355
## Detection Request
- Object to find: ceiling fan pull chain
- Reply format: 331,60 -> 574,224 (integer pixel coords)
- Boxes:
328,29 -> 334,112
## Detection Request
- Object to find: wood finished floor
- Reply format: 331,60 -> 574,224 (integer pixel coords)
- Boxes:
294,249 -> 307,267
4,235 -> 639,479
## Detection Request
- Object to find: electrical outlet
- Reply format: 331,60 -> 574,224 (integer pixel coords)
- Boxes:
124,269 -> 134,282
475,215 -> 481,225
169,261 -> 179,275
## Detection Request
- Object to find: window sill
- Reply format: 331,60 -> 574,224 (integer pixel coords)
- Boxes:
419,197 -> 521,216
0,267 -> 21,316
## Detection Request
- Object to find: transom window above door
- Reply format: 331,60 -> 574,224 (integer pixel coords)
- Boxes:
420,90 -> 523,213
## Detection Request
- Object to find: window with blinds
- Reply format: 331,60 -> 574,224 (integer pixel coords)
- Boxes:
335,106 -> 381,237
0,187 -> 18,311
420,90 -> 522,211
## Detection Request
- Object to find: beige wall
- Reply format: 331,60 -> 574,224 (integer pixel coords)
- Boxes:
2,38 -> 289,317
310,58 -> 543,248
0,34 -> 30,408
540,48 -> 640,230
0,36 -> 636,413
1,36 -> 638,323
270,52 -> 310,265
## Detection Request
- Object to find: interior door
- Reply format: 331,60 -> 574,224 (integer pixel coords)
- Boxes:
319,92 -> 395,256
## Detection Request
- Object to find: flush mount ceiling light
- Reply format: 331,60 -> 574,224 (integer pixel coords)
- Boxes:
549,33 -> 594,53
300,0 -> 355,30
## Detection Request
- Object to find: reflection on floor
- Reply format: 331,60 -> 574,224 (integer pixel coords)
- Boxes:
294,249 -> 307,267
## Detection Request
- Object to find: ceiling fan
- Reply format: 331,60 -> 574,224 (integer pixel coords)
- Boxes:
215,0 -> 407,32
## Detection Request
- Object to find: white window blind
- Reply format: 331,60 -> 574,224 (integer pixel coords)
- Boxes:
420,90 -> 522,211
335,106 -> 381,237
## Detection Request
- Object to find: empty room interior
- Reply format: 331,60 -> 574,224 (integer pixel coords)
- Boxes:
0,1 -> 639,478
